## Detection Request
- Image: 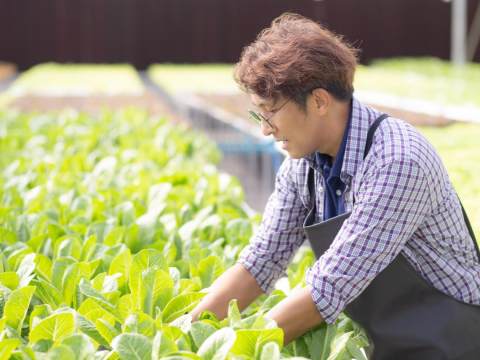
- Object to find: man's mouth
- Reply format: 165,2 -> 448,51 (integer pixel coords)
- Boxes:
278,140 -> 289,149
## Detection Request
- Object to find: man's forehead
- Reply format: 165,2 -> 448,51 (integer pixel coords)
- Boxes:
250,94 -> 277,107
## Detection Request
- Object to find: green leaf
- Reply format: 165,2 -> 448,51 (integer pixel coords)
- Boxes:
231,329 -> 284,360
178,279 -> 200,294
152,330 -> 179,359
45,344 -> 76,360
31,279 -> 65,310
169,268 -> 181,297
29,312 -> 75,344
72,310 -> 111,348
16,252 -> 36,287
30,304 -> 53,330
225,299 -> 244,329
15,344 -> 37,360
311,323 -> 338,360
5,285 -> 36,333
0,316 -> 6,333
117,294 -> 134,320
326,332 -> 353,360
61,262 -> 91,308
79,235 -> 97,262
0,271 -> 19,290
55,236 -> 82,260
78,284 -> 123,323
78,298 -> 103,315
123,312 -> 156,338
225,218 -> 252,243
162,292 -> 207,323
92,273 -> 107,292
111,333 -> 153,360
282,336 -> 310,359
129,249 -> 168,297
30,338 -> 54,352
96,318 -> 120,345
34,253 -> 53,282
85,308 -> 116,327
160,352 -> 203,360
26,234 -> 48,253
0,228 -> 18,244
346,339 -> 367,360
260,342 -> 281,360
52,257 -> 77,292
189,322 -> 217,349
58,333 -> 96,360
108,248 -> 131,295
198,255 -> 223,289
197,327 -> 236,360
0,339 -> 22,359
169,314 -> 192,334
115,202 -> 137,227
137,269 -> 174,317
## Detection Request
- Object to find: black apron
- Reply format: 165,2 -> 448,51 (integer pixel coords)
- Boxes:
303,114 -> 480,360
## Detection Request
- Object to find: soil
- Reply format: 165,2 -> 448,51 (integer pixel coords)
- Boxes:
6,89 -> 187,125
197,93 -> 454,127
0,62 -> 17,83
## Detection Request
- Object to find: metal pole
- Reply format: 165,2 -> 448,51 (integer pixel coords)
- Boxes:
451,0 -> 468,66
467,1 -> 480,62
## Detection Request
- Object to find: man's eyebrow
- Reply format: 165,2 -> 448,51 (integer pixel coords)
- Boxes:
251,100 -> 277,108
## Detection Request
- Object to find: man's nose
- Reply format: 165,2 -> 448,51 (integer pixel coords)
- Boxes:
261,121 -> 275,137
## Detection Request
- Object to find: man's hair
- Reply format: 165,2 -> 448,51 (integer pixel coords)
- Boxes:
233,13 -> 359,111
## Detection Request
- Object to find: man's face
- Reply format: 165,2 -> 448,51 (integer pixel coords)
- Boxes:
250,93 -> 329,159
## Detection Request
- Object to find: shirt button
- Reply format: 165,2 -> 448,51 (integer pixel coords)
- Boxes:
336,189 -> 342,196
318,187 -> 324,193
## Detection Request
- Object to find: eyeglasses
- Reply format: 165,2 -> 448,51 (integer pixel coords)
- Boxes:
246,98 -> 291,129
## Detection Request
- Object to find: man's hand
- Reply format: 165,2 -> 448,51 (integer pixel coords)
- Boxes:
266,286 -> 324,345
190,263 -> 264,321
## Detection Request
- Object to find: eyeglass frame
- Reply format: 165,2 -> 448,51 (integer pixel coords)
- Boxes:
246,85 -> 326,128
246,98 -> 291,129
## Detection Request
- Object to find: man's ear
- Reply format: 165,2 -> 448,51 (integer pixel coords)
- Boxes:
311,88 -> 330,116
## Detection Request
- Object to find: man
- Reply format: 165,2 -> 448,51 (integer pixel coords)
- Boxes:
191,13 -> 480,359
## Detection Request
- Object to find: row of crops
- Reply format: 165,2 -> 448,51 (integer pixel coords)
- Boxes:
0,107 -> 368,360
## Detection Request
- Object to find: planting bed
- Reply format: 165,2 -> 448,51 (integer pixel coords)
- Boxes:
6,89 -> 182,122
0,107 -> 368,359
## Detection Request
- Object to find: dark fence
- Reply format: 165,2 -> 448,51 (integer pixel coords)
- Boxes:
1,0 -> 480,70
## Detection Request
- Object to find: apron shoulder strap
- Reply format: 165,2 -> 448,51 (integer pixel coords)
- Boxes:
458,196 -> 480,262
364,113 -> 391,159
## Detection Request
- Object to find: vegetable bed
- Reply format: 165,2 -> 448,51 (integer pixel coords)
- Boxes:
355,57 -> 480,108
0,108 -> 367,359
10,63 -> 144,96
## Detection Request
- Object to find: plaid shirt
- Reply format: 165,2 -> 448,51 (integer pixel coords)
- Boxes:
238,97 -> 480,324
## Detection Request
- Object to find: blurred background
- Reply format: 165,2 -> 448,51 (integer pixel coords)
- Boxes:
1,0 -> 479,234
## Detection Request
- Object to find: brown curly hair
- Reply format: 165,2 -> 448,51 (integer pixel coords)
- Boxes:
233,13 -> 359,111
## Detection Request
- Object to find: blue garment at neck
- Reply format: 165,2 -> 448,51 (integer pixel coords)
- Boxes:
315,110 -> 352,221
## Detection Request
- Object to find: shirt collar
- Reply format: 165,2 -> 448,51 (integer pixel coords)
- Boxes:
304,96 -> 383,178
315,103 -> 352,177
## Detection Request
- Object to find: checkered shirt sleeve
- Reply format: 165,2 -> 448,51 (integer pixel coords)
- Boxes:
237,158 -> 309,294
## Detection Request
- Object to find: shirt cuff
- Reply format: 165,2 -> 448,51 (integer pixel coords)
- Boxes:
237,245 -> 287,295
305,266 -> 345,325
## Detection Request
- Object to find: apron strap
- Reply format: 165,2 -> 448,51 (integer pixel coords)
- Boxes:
363,114 -> 391,158
458,196 -> 480,263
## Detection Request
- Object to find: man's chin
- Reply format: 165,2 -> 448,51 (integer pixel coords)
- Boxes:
286,151 -> 303,159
